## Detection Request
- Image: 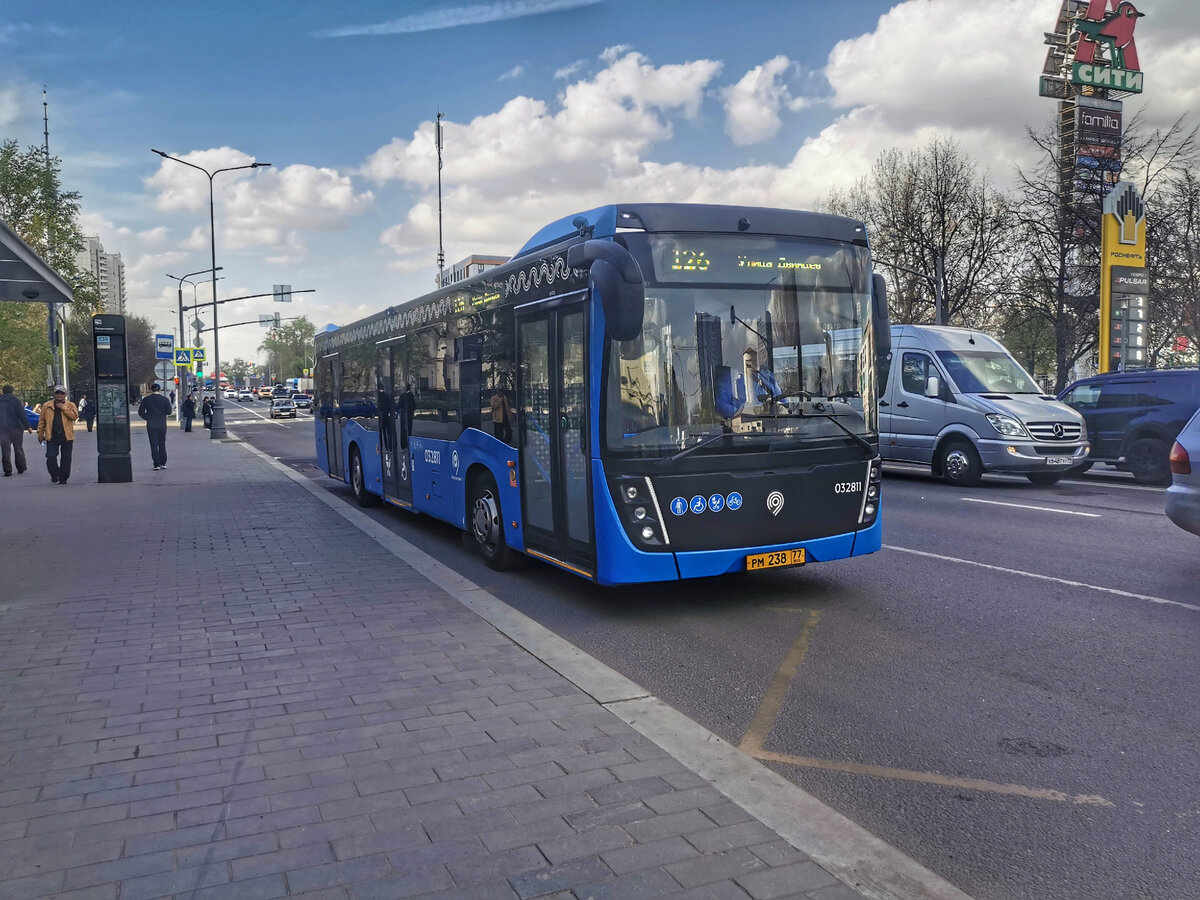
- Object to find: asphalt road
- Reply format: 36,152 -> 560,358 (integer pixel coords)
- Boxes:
224,405 -> 1200,900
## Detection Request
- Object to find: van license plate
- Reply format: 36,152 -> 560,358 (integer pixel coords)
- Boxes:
1046,456 -> 1072,466
746,548 -> 806,571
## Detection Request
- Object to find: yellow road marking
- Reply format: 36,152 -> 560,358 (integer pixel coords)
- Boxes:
747,747 -> 1114,806
740,609 -> 822,753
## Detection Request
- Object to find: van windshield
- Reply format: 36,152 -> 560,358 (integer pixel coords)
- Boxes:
935,350 -> 1040,394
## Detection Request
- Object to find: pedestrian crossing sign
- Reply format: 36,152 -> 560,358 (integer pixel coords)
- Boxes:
175,349 -> 192,366
192,348 -> 206,362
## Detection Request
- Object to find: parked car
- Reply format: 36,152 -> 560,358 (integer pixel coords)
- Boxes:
237,389 -> 254,402
291,393 -> 312,410
269,398 -> 297,419
1059,369 -> 1200,484
879,325 -> 1088,486
1166,409 -> 1200,536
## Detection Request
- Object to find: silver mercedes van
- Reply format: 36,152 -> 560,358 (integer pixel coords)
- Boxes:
880,325 -> 1089,486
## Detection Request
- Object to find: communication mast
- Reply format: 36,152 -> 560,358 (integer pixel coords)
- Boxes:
436,111 -> 445,277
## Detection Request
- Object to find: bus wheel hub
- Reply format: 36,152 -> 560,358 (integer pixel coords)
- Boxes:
473,492 -> 498,545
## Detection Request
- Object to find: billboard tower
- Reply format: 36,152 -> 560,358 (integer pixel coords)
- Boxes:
1039,0 -> 1147,372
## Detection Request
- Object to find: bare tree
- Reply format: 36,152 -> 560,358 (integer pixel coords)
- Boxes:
825,135 -> 1017,329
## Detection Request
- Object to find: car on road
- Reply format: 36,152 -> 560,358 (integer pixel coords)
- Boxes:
24,404 -> 39,428
257,386 -> 274,400
237,389 -> 254,402
291,393 -> 312,410
269,398 -> 296,419
1059,369 -> 1200,484
224,388 -> 238,399
1166,409 -> 1200,537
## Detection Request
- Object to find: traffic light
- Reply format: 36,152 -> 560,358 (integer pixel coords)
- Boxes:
174,377 -> 180,385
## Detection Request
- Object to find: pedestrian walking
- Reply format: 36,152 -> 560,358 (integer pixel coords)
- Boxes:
79,393 -> 97,432
0,384 -> 30,477
138,383 -> 173,470
36,386 -> 78,485
169,390 -> 176,405
181,393 -> 196,432
202,396 -> 214,429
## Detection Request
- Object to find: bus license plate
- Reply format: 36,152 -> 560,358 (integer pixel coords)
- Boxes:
1046,456 -> 1072,466
746,548 -> 806,571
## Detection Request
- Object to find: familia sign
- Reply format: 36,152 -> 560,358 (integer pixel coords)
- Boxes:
1070,0 -> 1145,93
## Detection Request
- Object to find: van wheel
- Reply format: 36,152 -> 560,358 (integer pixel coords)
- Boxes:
1026,472 -> 1063,487
349,447 -> 379,507
469,474 -> 519,570
1127,438 -> 1171,485
939,439 -> 983,487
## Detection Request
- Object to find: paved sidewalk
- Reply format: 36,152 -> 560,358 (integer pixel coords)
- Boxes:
0,429 -> 950,899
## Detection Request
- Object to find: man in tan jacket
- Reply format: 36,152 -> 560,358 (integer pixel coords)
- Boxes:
37,386 -> 78,484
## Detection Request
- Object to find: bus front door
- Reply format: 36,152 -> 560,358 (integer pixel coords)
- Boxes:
517,303 -> 595,576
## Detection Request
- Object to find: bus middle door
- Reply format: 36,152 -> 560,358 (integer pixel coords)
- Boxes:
517,300 -> 595,577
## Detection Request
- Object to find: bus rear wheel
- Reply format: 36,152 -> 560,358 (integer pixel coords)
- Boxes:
349,447 -> 379,507
469,474 -> 519,570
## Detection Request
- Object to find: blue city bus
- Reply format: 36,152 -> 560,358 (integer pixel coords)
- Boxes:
315,203 -> 891,585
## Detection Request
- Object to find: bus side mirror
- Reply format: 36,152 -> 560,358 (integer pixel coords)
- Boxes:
567,240 -> 645,342
872,273 -> 891,396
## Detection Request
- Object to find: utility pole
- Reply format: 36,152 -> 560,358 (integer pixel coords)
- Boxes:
436,110 -> 445,279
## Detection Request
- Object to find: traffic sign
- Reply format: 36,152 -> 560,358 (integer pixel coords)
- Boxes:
192,348 -> 207,363
155,334 -> 175,360
175,349 -> 192,366
155,360 -> 173,381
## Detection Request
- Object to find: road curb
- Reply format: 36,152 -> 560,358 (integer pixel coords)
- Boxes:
234,433 -> 972,900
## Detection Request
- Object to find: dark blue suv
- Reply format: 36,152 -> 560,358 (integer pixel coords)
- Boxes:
1059,369 -> 1200,484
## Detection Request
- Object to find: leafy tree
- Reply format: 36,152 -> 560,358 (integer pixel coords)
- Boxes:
825,135 -> 1017,329
0,139 -> 103,390
258,317 -> 317,380
222,357 -> 256,386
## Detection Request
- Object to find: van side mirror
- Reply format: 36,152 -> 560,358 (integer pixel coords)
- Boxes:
567,240 -> 645,342
925,374 -> 941,398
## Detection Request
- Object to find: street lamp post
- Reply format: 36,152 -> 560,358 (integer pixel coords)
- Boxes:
152,149 -> 271,439
166,267 -> 222,421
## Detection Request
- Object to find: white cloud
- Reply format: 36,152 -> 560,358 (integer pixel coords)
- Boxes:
146,148 -> 374,253
554,60 -> 585,80
721,56 -> 807,146
318,0 -> 605,38
499,65 -> 524,82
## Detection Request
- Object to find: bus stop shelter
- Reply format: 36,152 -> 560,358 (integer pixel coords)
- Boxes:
0,217 -> 73,305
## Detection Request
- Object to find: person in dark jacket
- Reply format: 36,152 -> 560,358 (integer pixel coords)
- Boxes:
80,393 -> 97,432
181,393 -> 196,432
202,396 -> 214,429
0,384 -> 30,477
137,383 -> 173,470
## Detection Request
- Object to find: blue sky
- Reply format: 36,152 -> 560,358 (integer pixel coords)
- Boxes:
1,0 -> 1196,368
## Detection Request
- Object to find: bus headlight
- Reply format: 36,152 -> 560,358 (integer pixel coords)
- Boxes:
611,476 -> 671,548
859,458 -> 882,526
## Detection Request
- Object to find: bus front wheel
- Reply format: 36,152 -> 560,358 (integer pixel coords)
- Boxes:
350,447 -> 379,507
469,474 -> 519,570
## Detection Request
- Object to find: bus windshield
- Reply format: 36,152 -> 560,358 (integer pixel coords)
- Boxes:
606,233 -> 876,459
935,350 -> 1040,394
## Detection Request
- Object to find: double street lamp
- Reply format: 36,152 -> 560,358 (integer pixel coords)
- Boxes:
151,149 -> 271,439
166,266 -> 222,421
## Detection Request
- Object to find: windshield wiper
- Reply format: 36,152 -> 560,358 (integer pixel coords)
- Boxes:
658,430 -> 729,465
806,411 -> 874,455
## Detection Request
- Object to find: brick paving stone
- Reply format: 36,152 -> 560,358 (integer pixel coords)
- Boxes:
687,820 -> 783,854
573,867 -> 683,900
115,864 -> 232,900
735,859 -> 840,899
285,854 -> 393,893
345,865 -> 454,899
509,855 -> 614,898
602,835 -> 700,875
667,847 -> 769,890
